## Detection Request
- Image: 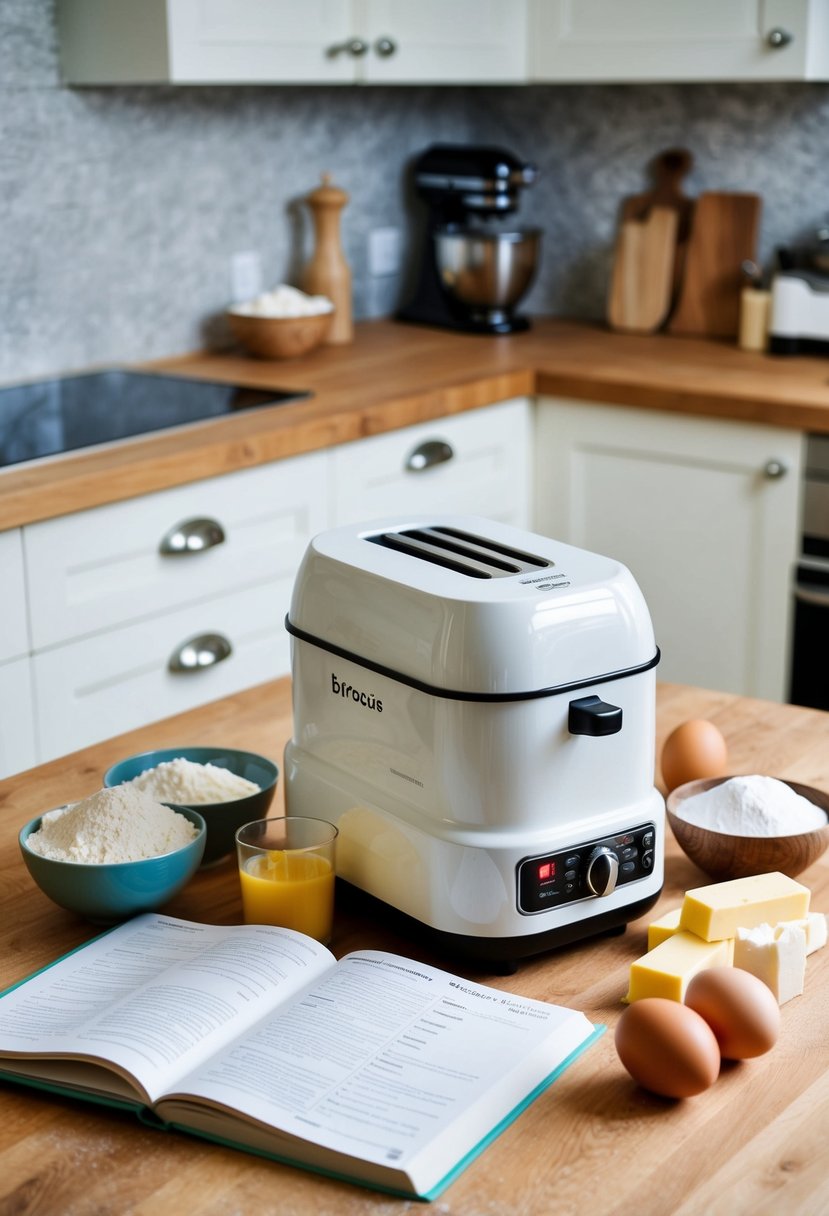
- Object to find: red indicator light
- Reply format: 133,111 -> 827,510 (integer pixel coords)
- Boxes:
538,862 -> 554,881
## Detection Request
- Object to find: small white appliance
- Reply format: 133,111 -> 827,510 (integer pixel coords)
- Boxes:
769,269 -> 829,355
284,516 -> 664,964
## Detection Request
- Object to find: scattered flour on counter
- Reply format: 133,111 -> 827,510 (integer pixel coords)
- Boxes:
26,786 -> 199,863
676,774 -> 826,836
127,757 -> 259,804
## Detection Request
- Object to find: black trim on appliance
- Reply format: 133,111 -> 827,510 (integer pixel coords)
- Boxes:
285,615 -> 660,703
769,333 -> 829,356
336,878 -> 662,971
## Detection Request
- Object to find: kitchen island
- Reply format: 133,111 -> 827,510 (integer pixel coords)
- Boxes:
0,678 -> 827,1216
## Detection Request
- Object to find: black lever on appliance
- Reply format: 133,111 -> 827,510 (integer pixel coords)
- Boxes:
568,695 -> 623,737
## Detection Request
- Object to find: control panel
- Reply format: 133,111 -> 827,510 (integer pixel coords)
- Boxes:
517,823 -> 656,915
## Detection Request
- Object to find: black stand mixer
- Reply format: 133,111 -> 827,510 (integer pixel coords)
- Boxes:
397,143 -> 540,335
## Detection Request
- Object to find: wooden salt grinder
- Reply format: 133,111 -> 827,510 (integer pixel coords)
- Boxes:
302,173 -> 353,344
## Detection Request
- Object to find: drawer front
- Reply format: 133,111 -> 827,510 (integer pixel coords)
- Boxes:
0,657 -> 36,778
25,451 -> 329,649
0,530 -> 29,662
33,580 -> 290,764
330,399 -> 532,528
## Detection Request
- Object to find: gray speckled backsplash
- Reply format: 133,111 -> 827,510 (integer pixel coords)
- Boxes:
3,1 -> 829,381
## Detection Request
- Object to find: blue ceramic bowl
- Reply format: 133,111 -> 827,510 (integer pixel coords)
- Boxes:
19,805 -> 206,923
103,747 -> 279,866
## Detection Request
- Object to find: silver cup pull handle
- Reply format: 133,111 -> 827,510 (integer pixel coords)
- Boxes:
159,517 -> 226,555
327,37 -> 369,58
169,633 -> 232,673
405,439 -> 454,472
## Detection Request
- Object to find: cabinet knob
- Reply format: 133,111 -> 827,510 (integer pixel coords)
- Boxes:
169,633 -> 232,673
327,37 -> 369,58
405,439 -> 454,472
159,517 -> 225,555
374,36 -> 397,57
766,27 -> 793,49
763,459 -> 788,479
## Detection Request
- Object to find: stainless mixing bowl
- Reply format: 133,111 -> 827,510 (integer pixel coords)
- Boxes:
434,227 -> 541,317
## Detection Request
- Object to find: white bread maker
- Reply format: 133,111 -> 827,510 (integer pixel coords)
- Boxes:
285,516 -> 664,964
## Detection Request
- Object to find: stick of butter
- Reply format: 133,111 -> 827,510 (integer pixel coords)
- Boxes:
625,931 -> 731,1002
680,872 -> 810,942
734,922 -> 807,1004
647,906 -> 682,950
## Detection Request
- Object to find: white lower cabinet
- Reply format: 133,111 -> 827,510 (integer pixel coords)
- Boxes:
10,399 -> 530,773
0,657 -> 37,778
32,581 -> 289,764
534,398 -> 804,701
0,529 -> 29,662
22,448 -> 330,769
331,399 -> 532,529
25,454 -> 329,650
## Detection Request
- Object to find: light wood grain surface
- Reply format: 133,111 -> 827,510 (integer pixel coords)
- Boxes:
3,317 -> 829,530
0,679 -> 827,1216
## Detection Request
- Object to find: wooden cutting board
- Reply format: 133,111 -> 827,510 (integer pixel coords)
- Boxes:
607,207 -> 679,332
668,192 -> 762,338
607,148 -> 694,333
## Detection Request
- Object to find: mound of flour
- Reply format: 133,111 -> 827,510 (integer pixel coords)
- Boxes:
26,786 -> 199,863
676,774 -> 826,837
127,757 -> 259,804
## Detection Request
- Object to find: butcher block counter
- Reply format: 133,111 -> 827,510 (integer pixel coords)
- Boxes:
3,317 -> 829,530
0,678 -> 827,1216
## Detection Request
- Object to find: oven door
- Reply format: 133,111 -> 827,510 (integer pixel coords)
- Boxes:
790,561 -> 829,710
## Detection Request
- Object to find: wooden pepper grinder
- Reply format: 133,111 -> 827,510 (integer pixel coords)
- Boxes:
302,173 -> 352,344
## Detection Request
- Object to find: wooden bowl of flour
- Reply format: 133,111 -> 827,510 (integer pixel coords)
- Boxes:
667,776 -> 829,881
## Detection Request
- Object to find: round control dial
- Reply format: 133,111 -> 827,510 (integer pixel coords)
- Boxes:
586,846 -> 619,896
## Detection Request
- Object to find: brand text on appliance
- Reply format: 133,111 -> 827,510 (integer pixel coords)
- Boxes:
331,673 -> 383,713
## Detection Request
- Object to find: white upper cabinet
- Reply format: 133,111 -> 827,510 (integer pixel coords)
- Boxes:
528,0 -> 829,82
357,1 -> 527,83
57,0 -> 528,85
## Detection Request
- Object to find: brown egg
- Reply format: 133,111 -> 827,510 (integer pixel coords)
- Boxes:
661,719 -> 728,793
685,967 -> 780,1060
615,998 -> 720,1098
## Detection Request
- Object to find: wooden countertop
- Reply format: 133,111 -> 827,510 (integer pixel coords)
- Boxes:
3,317 -> 829,531
1,679 -> 827,1215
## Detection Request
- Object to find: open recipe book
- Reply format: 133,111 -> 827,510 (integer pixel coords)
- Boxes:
0,914 -> 601,1200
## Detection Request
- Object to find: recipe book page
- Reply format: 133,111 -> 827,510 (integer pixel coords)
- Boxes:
160,952 -> 596,1176
0,915 -> 335,1104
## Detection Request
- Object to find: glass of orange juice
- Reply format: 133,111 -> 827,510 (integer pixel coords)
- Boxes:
235,817 -> 338,944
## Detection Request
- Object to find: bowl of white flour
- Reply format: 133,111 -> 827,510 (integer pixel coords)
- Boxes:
19,787 -> 206,922
104,747 -> 279,866
667,774 -> 829,880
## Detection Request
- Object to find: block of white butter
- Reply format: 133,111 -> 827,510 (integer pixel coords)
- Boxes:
625,931 -> 731,1003
778,911 -> 827,956
680,872 -> 810,942
734,922 -> 807,1005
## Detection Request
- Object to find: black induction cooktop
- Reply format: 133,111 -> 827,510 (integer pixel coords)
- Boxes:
0,369 -> 311,469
